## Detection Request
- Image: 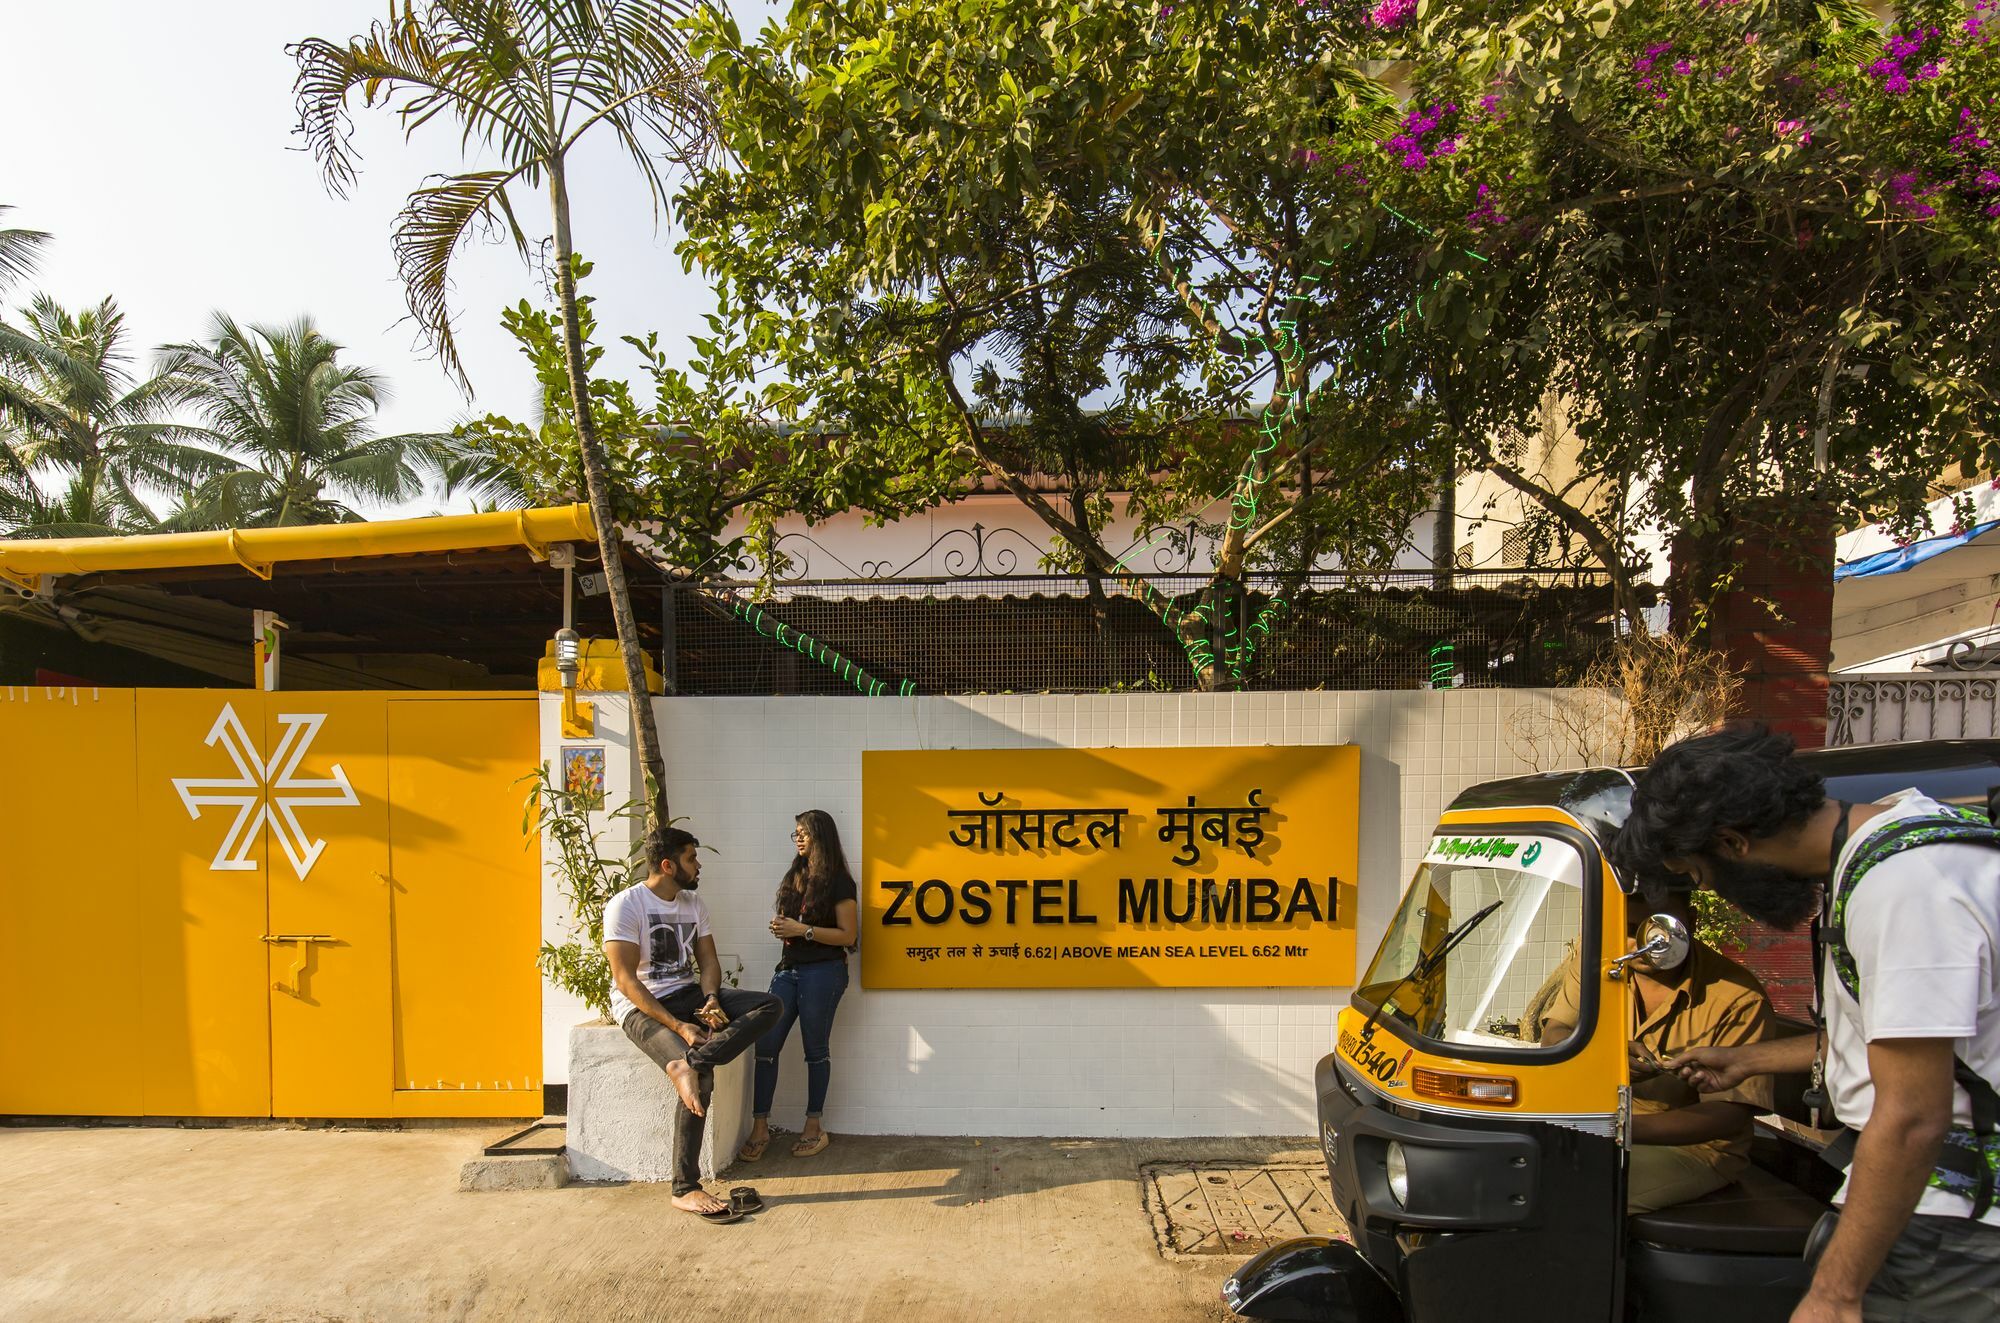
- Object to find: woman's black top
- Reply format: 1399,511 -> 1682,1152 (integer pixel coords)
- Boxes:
777,872 -> 858,969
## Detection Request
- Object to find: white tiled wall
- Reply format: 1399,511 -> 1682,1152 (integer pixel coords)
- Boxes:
543,689 -> 1572,1136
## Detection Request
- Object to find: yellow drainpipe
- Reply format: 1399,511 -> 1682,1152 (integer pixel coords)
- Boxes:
0,504 -> 596,592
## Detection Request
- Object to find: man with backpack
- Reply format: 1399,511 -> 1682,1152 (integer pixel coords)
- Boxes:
1613,723 -> 2000,1322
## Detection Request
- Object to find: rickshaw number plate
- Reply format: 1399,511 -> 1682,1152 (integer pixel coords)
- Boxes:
1142,1162 -> 1348,1259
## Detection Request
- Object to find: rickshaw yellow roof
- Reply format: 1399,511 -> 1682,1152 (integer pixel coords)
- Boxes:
0,504 -> 595,589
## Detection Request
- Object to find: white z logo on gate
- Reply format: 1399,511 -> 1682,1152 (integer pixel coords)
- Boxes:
172,703 -> 359,878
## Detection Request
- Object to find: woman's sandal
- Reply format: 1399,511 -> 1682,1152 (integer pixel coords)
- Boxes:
791,1131 -> 831,1158
737,1134 -> 770,1163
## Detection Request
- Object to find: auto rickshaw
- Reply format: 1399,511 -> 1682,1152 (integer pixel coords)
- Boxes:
1223,740 -> 2000,1323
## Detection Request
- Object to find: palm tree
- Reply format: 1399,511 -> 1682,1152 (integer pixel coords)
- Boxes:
160,315 -> 452,528
0,295 -> 232,537
290,0 -> 714,824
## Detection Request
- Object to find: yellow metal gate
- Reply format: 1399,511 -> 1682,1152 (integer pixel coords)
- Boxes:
0,687 -> 541,1118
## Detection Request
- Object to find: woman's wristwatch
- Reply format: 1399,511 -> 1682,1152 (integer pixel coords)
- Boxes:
804,925 -> 815,942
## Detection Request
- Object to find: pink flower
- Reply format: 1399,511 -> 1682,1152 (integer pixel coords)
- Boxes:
1888,171 -> 1941,219
1673,59 -> 1693,76
1633,41 -> 1674,74
1466,182 -> 1510,231
1369,0 -> 1415,28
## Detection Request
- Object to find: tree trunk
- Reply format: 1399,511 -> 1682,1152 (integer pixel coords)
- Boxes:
548,163 -> 670,828
1431,452 -> 1456,592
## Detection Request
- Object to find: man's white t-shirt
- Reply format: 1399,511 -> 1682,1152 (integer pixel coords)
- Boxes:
1825,789 -> 2000,1226
603,882 -> 713,1025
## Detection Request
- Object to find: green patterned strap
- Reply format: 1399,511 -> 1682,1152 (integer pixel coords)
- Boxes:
1826,807 -> 2000,1004
1823,808 -> 2000,1218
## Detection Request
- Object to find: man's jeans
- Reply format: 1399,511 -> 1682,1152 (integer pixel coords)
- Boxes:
1862,1214 -> 2000,1320
620,986 -> 781,1195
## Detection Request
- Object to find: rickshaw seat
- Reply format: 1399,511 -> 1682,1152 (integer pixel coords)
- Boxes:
1628,1164 -> 1827,1256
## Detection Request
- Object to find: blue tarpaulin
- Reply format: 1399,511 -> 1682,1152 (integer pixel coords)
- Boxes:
1836,518 -> 2000,581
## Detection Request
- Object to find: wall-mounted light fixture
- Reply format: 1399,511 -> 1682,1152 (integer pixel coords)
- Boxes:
550,545 -> 594,737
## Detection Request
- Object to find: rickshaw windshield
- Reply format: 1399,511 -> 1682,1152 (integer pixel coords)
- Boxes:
1356,831 -> 1589,1052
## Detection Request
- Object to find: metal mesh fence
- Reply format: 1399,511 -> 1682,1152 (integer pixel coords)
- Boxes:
654,570 -> 1620,696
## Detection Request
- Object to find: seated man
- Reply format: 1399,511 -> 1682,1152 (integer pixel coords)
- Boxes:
605,825 -> 781,1222
1534,891 -> 1775,1213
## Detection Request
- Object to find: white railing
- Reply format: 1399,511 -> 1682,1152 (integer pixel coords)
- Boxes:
1829,674 -> 2000,745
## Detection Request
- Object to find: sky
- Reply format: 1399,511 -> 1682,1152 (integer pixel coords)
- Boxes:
1,0 -> 781,519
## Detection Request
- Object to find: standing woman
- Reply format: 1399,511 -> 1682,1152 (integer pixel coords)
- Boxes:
741,810 -> 859,1160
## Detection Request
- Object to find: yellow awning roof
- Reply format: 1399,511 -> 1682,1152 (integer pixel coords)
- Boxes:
0,504 -> 596,590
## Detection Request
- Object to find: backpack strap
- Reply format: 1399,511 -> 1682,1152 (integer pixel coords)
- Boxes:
1816,1063 -> 1999,1219
1950,1059 -> 2000,1220
1820,805 -> 2000,1221
1824,807 -> 2000,1004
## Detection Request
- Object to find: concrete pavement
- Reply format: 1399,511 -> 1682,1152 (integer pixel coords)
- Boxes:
0,1125 -> 1321,1323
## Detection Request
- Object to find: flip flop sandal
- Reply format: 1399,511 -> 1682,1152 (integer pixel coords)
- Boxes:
737,1135 -> 770,1163
691,1204 -> 742,1225
791,1132 -> 830,1158
729,1186 -> 765,1214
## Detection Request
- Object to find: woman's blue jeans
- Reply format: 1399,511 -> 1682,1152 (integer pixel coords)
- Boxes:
752,958 -> 849,1119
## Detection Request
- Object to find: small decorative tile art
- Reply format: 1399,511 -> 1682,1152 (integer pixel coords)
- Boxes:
562,745 -> 606,811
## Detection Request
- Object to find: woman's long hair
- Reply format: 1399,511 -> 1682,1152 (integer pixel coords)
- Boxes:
778,809 -> 856,926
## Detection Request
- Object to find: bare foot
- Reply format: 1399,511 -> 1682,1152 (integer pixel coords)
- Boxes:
665,1060 -> 706,1117
672,1188 -> 728,1215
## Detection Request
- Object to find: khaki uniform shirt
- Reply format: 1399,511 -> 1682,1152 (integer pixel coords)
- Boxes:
1537,941 -> 1775,1179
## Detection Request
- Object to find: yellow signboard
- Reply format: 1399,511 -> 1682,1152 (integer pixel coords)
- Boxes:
861,746 -> 1359,989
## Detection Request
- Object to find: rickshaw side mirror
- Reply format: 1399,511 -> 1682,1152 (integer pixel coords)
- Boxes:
1608,913 -> 1692,980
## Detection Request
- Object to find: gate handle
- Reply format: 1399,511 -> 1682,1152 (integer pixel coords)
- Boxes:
261,934 -> 336,998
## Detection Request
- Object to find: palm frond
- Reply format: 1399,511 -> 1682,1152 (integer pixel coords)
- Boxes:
0,206 -> 51,294
289,2 -> 546,198
1816,0 -> 1883,64
321,431 -> 450,503
394,168 -> 534,386
0,298 -> 125,412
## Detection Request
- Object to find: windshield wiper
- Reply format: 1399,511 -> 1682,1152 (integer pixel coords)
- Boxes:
1358,899 -> 1506,1043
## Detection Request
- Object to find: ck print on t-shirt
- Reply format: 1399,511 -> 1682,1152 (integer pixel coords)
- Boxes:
644,916 -> 697,986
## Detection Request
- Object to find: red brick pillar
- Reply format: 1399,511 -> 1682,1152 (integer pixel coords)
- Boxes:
1683,504 -> 1835,1020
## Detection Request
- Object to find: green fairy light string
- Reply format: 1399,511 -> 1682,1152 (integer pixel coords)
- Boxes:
1428,640 -> 1457,690
722,593 -> 917,697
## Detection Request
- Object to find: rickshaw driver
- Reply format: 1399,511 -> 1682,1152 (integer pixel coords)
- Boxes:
1532,889 -> 1778,1213
1615,723 -> 2000,1323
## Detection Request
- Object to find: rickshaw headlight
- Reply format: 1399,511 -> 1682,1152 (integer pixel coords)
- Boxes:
1385,1142 -> 1410,1207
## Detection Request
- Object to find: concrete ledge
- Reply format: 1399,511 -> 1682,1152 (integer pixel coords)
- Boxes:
565,1021 -> 751,1184
459,1152 -> 566,1191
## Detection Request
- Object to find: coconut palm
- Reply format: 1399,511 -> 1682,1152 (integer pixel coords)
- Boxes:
290,0 -> 715,823
161,315 -> 452,528
0,295 -> 233,537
